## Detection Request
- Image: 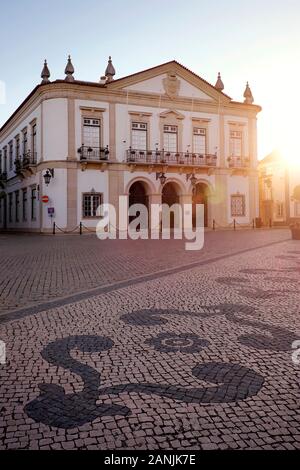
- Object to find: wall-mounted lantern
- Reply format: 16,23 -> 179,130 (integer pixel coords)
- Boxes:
156,172 -> 167,185
43,169 -> 54,186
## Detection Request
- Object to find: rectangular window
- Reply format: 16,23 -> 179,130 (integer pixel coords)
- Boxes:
230,130 -> 242,157
9,142 -> 13,170
82,193 -> 103,218
15,191 -> 20,222
23,129 -> 28,155
8,193 -> 13,223
231,194 -> 246,217
31,187 -> 37,221
276,203 -> 284,218
3,147 -> 7,173
131,122 -> 147,150
32,124 -> 37,161
15,135 -> 20,160
193,128 -> 206,154
163,125 -> 178,152
22,189 -> 27,222
83,118 -> 101,148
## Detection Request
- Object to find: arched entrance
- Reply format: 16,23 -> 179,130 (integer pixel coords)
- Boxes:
129,181 -> 149,228
193,183 -> 209,228
162,182 -> 180,229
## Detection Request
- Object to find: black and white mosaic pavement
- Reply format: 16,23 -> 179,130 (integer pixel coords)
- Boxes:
0,230 -> 300,450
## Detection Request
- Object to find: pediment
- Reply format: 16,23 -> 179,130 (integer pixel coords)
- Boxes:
159,109 -> 185,120
107,61 -> 231,103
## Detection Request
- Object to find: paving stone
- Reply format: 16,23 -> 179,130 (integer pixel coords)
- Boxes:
0,230 -> 299,450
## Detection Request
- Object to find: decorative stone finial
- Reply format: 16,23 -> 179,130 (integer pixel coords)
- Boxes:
105,56 -> 116,83
65,55 -> 75,82
215,72 -> 224,91
41,60 -> 50,84
243,81 -> 254,104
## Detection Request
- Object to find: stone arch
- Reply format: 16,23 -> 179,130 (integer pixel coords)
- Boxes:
125,176 -> 156,196
160,177 -> 186,196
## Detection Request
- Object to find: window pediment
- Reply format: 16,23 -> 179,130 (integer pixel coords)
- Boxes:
159,109 -> 185,120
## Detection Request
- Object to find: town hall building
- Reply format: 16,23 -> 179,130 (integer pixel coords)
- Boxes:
0,56 -> 261,232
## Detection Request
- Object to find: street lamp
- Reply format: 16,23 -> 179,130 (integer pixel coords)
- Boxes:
190,175 -> 198,186
156,172 -> 167,185
186,173 -> 198,186
43,169 -> 54,186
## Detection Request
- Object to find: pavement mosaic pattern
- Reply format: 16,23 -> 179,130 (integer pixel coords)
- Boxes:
0,230 -> 300,450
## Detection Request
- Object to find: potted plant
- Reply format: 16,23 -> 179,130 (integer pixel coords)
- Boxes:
290,222 -> 300,240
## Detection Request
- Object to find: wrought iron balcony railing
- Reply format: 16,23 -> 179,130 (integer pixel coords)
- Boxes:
0,171 -> 7,182
78,145 -> 110,161
227,156 -> 250,168
14,152 -> 37,173
126,149 -> 218,167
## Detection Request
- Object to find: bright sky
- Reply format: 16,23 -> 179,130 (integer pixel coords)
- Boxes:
0,0 -> 299,160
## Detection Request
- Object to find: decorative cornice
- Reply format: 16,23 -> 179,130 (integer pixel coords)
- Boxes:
0,81 -> 261,141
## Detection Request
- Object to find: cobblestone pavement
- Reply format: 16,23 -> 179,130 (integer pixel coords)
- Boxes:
0,229 -> 300,450
0,229 -> 290,315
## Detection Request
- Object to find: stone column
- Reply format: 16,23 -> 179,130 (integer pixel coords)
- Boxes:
108,167 -> 124,230
212,171 -> 228,227
66,98 -> 78,230
109,103 -> 116,161
219,111 -> 225,167
148,193 -> 162,236
248,172 -> 259,223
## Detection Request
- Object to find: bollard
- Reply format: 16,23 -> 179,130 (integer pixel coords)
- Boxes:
53,222 -> 56,235
269,218 -> 272,228
234,219 -> 236,231
213,219 -> 216,231
252,219 -> 255,229
80,222 -> 82,235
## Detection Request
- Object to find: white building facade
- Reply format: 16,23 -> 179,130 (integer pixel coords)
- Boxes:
259,151 -> 300,226
0,58 -> 261,232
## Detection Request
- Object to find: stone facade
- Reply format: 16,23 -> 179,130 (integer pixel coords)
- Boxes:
0,58 -> 261,232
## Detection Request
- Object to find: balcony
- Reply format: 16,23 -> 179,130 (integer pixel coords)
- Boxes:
78,145 -> 110,162
0,171 -> 7,188
126,149 -> 218,167
227,156 -> 250,168
15,152 -> 37,174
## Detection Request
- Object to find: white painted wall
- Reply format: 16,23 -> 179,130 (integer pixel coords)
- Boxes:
43,98 -> 68,161
77,170 -> 108,227
0,105 -> 42,180
4,173 -> 40,231
124,74 -> 214,100
41,169 -> 67,231
227,175 -> 251,223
